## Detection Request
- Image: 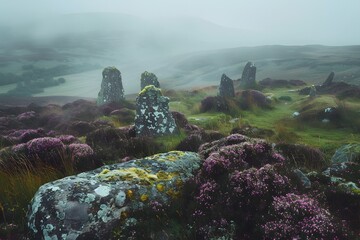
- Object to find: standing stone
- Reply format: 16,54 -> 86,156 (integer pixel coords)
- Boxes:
140,71 -> 160,90
241,62 -> 257,88
97,67 -> 124,105
309,85 -> 317,98
219,74 -> 235,97
323,72 -> 335,86
135,85 -> 178,136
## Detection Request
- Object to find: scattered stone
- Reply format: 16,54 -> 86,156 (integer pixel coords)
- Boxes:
292,111 -> 300,118
240,62 -> 256,88
293,169 -> 311,188
331,144 -> 360,164
134,85 -> 178,136
97,67 -> 124,105
218,74 -> 235,98
27,151 -> 201,239
323,72 -> 335,86
140,71 -> 160,90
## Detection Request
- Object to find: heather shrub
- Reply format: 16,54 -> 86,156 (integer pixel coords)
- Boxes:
193,165 -> 290,239
67,143 -> 102,172
262,193 -> 347,239
192,135 -> 290,238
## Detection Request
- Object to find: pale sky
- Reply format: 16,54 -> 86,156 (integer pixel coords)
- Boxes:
1,0 -> 360,45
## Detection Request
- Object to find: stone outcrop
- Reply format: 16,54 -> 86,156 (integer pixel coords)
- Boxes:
27,151 -> 201,239
218,74 -> 235,97
240,62 -> 256,87
97,67 -> 124,105
134,85 -> 178,136
140,71 -> 160,90
323,72 -> 335,86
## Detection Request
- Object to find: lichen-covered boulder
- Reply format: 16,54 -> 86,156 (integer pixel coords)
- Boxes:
27,151 -> 201,239
140,71 -> 160,90
240,62 -> 256,88
97,67 -> 124,105
219,74 -> 235,98
134,85 -> 178,136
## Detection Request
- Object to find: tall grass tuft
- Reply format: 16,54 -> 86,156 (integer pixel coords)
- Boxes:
0,149 -> 75,237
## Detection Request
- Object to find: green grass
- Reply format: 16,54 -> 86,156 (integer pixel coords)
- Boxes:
155,130 -> 188,152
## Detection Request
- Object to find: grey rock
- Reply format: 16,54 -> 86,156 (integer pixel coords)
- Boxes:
294,169 -> 311,188
240,62 -> 256,88
135,85 -> 178,136
218,74 -> 235,97
140,71 -> 160,90
331,143 -> 360,164
97,67 -> 124,105
27,151 -> 201,239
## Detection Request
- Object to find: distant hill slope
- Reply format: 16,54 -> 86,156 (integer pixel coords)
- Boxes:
157,45 -> 360,89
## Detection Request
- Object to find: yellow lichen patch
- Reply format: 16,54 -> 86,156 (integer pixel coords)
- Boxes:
100,168 -> 110,175
145,151 -> 186,162
156,183 -> 165,192
138,85 -> 161,96
126,190 -> 134,199
156,171 -> 178,181
140,194 -> 149,202
98,167 -> 159,185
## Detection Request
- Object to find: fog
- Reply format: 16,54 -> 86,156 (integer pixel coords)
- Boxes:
0,0 -> 359,96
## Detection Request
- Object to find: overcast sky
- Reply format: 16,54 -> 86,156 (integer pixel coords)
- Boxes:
1,0 -> 360,45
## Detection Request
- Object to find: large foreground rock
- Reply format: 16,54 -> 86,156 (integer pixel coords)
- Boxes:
28,151 -> 201,239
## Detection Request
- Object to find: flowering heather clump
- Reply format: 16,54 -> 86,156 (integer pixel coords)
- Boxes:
229,165 -> 290,208
16,111 -> 36,122
26,137 -> 66,166
262,193 -> 347,240
199,140 -> 285,179
7,128 -> 45,143
58,135 -> 78,144
68,143 -> 94,159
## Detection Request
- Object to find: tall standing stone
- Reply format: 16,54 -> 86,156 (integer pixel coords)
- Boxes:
97,67 -> 124,105
140,71 -> 160,90
323,72 -> 335,86
241,62 -> 257,88
218,74 -> 235,97
135,85 -> 178,136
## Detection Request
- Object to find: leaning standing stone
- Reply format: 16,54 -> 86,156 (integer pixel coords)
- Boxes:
97,67 -> 124,105
135,85 -> 178,136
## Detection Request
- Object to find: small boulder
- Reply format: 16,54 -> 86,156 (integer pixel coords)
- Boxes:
331,144 -> 360,164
